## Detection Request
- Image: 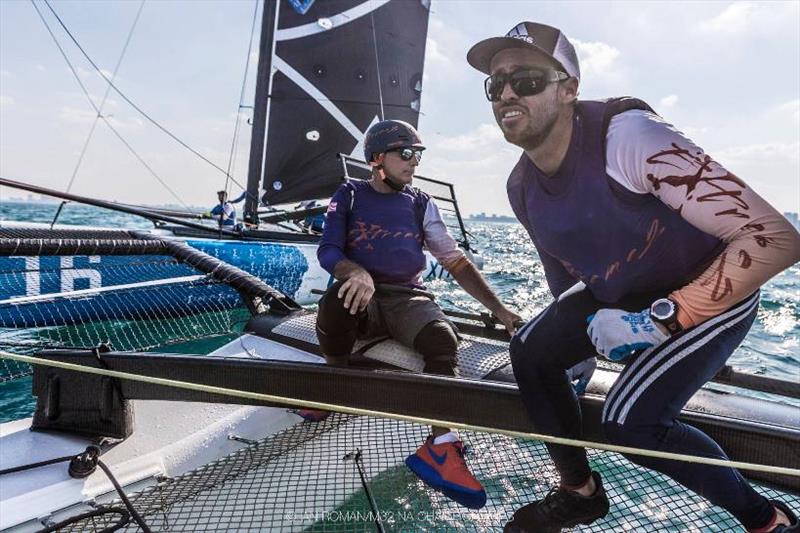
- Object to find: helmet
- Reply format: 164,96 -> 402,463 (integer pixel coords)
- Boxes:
363,120 -> 425,163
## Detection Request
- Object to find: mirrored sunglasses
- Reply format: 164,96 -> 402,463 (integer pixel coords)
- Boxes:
391,147 -> 423,162
484,69 -> 569,102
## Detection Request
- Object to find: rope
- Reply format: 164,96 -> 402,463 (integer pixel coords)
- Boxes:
96,459 -> 152,532
344,449 -> 385,533
0,454 -> 74,476
3,350 -> 798,479
37,507 -> 130,533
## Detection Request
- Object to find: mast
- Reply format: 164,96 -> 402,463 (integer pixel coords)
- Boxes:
244,0 -> 277,226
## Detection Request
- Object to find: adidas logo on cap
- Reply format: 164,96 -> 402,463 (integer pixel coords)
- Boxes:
467,21 -> 581,80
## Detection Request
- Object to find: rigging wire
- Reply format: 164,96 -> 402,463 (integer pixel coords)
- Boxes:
369,12 -> 385,121
30,0 -> 194,215
256,95 -> 424,110
40,0 -> 253,198
63,0 -> 145,196
223,0 -> 261,198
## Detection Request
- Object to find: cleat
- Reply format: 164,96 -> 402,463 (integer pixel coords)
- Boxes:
405,436 -> 487,509
504,471 -> 609,532
296,409 -> 331,422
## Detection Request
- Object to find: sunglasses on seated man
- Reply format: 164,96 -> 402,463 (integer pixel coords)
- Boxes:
484,68 -> 569,102
390,147 -> 424,163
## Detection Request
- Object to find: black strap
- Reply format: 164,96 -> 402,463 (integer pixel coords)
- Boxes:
599,96 -> 655,160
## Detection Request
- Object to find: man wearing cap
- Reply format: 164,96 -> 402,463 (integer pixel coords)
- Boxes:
208,190 -> 246,227
468,21 -> 800,533
312,119 -> 522,510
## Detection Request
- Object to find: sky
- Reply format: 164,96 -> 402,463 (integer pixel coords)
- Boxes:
1,0 -> 798,216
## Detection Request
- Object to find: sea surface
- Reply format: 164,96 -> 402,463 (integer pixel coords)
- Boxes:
1,201 -> 799,532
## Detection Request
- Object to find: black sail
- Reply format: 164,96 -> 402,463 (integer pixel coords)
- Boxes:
257,0 -> 430,207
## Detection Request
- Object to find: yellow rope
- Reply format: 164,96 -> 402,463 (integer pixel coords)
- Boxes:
3,350 -> 799,478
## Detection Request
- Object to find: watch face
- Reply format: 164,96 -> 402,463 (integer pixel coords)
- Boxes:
651,299 -> 674,320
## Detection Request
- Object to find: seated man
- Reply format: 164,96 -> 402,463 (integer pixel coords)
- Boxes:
312,119 -> 521,509
209,190 -> 246,227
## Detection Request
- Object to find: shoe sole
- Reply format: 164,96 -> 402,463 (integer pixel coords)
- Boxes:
559,505 -> 609,529
505,514 -> 606,533
405,455 -> 487,509
505,501 -> 609,532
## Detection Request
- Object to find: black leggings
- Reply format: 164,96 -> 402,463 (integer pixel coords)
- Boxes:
510,288 -> 772,529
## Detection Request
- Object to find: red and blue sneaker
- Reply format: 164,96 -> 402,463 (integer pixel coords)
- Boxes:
405,436 -> 487,509
296,409 -> 330,422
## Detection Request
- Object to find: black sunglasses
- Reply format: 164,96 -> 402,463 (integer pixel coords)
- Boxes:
484,69 -> 569,102
390,147 -> 423,163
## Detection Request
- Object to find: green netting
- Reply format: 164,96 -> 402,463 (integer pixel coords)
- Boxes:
48,413 -> 799,533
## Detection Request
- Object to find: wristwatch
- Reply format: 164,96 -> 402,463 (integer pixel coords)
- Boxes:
649,298 -> 683,335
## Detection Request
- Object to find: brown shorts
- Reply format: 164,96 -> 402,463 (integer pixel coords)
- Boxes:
360,288 -> 451,348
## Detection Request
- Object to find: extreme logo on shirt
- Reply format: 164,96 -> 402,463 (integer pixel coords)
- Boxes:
346,220 -> 422,252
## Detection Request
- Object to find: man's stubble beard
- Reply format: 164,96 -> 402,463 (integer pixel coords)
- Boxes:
501,108 -> 559,151
497,91 -> 561,151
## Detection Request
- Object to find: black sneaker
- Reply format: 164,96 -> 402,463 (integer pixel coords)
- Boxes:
768,500 -> 798,532
504,472 -> 610,533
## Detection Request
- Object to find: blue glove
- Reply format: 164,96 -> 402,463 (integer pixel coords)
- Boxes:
566,357 -> 596,395
586,308 -> 669,362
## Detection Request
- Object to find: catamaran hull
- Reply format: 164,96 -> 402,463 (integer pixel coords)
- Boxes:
0,239 -> 327,327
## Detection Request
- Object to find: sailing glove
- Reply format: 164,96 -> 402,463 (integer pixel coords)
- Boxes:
586,308 -> 668,362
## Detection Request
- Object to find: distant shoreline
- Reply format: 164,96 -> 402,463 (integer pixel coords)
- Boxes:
466,215 -> 517,223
